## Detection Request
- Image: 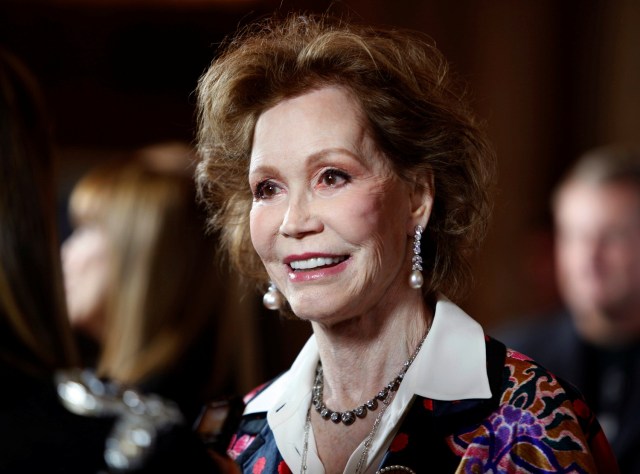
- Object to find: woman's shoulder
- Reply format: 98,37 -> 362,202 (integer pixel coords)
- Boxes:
499,345 -> 591,417
502,346 -> 578,394
485,335 -> 571,389
242,371 -> 290,415
484,338 -> 602,443
503,345 -> 556,374
472,337 -> 594,433
507,347 -> 618,466
450,339 -> 619,473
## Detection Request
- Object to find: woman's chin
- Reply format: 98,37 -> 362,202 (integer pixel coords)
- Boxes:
288,305 -> 334,324
288,299 -> 343,324
288,299 -> 364,330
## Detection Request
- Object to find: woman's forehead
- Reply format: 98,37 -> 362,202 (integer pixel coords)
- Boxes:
249,86 -> 390,169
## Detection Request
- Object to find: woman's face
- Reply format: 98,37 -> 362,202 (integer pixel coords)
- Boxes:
249,86 -> 425,326
61,225 -> 110,341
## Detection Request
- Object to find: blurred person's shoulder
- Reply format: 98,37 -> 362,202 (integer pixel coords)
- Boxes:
55,369 -> 221,474
0,364 -> 113,473
491,308 -> 576,363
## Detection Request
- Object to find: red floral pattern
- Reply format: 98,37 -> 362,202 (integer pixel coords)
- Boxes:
252,456 -> 266,474
227,434 -> 256,460
390,433 -> 409,452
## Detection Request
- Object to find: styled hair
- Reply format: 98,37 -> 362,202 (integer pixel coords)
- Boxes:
196,14 -> 496,300
68,147 -> 222,387
0,49 -> 78,374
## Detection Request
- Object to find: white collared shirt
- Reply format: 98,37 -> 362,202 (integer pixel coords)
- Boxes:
243,297 -> 492,473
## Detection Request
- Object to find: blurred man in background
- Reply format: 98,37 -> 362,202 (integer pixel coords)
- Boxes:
497,144 -> 640,473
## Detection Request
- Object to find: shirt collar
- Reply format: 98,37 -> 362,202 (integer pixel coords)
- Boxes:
245,296 -> 491,412
407,297 -> 492,400
244,335 -> 318,416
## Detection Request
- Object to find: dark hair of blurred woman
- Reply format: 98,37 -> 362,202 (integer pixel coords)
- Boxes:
0,48 -> 78,376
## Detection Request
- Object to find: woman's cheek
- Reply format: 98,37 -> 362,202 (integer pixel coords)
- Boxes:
331,190 -> 387,236
250,205 -> 279,259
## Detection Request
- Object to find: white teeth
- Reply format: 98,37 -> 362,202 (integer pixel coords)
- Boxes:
289,257 -> 345,270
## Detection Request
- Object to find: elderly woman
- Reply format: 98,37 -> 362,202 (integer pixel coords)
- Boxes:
196,14 -> 617,474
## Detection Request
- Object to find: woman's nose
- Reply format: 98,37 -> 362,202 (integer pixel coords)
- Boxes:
278,195 -> 323,238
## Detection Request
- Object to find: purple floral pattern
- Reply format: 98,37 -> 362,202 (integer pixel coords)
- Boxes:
444,349 -> 617,473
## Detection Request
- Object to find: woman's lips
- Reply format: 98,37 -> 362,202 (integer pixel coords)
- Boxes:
285,254 -> 350,282
288,255 -> 347,271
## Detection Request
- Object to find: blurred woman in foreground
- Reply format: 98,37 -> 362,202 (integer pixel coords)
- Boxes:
0,49 -> 226,473
62,145 -> 234,423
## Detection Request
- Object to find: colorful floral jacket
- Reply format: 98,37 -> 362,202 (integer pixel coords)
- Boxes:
228,337 -> 619,473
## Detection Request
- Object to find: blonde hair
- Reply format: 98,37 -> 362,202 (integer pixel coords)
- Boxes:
196,13 -> 495,301
69,145 -> 222,386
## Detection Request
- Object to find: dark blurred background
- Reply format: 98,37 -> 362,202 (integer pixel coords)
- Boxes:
2,0 -> 639,378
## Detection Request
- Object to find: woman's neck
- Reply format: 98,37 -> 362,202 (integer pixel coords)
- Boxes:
310,294 -> 433,411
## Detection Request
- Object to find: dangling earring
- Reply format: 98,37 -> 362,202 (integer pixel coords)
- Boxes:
263,282 -> 284,310
409,225 -> 424,289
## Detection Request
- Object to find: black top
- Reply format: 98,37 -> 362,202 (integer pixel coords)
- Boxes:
0,364 -> 220,474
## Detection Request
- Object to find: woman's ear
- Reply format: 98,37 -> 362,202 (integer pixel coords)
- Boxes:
407,171 -> 434,234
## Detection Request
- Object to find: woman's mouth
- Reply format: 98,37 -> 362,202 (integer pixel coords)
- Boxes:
288,256 -> 348,272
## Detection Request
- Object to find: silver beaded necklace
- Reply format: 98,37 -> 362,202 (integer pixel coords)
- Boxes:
300,327 -> 429,474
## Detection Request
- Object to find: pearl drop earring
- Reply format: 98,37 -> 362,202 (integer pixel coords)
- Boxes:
263,282 -> 284,310
409,225 -> 424,289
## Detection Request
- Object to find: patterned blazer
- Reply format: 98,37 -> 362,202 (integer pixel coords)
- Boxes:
228,337 -> 618,474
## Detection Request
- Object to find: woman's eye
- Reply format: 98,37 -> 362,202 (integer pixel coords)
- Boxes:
320,169 -> 350,187
254,180 -> 282,200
